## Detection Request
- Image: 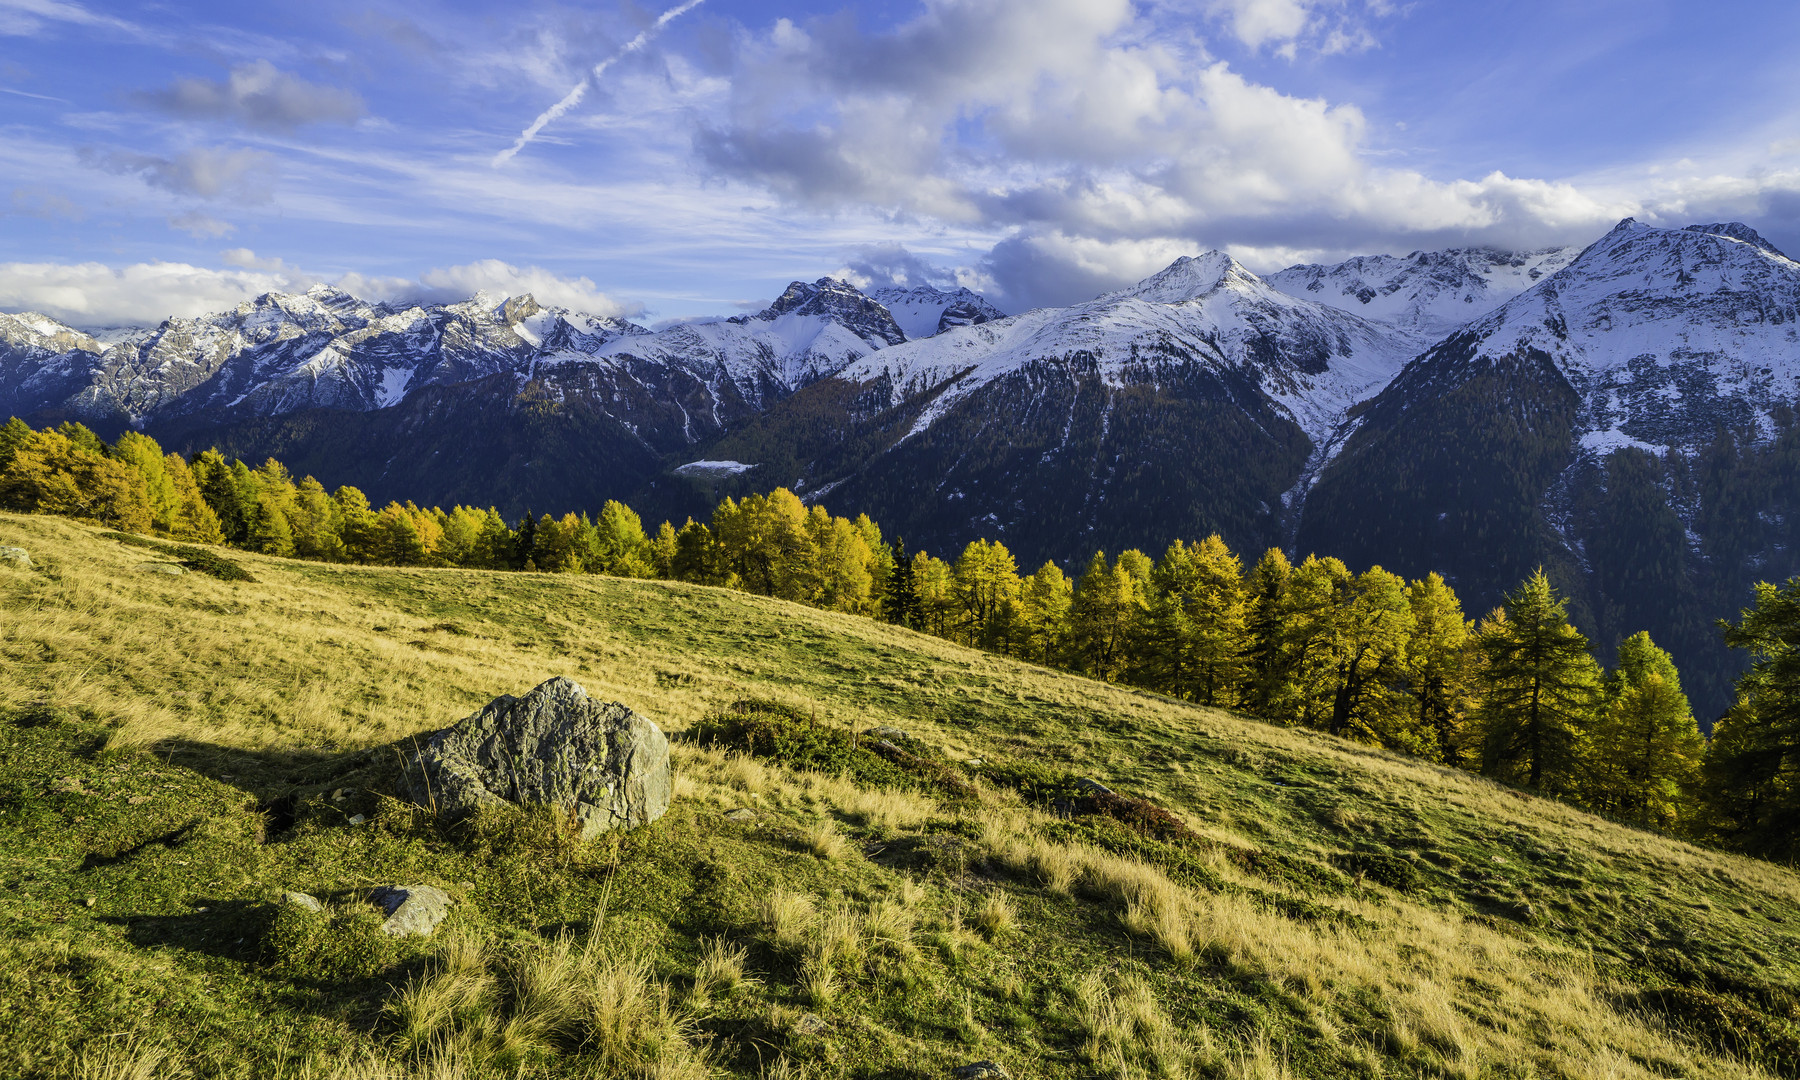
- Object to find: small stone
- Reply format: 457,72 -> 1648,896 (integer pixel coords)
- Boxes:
456,880 -> 475,891
1074,777 -> 1114,796
331,788 -> 348,801
370,885 -> 454,937
723,808 -> 757,823
792,1013 -> 832,1037
953,1062 -> 1011,1080
137,562 -> 185,576
0,546 -> 31,570
282,891 -> 325,913
966,758 -> 984,766
863,725 -> 910,742
83,896 -> 95,908
348,813 -> 366,825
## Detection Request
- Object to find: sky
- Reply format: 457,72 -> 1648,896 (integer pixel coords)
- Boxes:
2,0 -> 1799,327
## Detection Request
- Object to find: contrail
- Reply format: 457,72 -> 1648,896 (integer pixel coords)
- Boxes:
493,0 -> 706,167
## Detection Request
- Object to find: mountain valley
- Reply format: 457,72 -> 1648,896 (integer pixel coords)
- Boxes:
6,220 -> 1800,716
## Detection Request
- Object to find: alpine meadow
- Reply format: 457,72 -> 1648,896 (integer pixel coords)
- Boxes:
9,1 -> 1800,1078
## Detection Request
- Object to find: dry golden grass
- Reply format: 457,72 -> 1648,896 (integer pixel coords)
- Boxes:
755,890 -> 814,955
691,936 -> 754,1006
7,512 -> 1800,1080
971,892 -> 1016,940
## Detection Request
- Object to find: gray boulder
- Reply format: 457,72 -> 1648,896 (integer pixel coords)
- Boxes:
953,1063 -> 1011,1080
281,891 -> 324,914
0,547 -> 31,570
403,676 -> 671,839
370,885 -> 454,937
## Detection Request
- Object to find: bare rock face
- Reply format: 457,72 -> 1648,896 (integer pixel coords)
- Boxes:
403,677 -> 671,839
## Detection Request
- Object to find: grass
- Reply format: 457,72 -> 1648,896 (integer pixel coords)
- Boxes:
3,510 -> 1800,1078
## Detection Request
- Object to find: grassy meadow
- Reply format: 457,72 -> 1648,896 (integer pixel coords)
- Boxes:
3,510 -> 1799,1080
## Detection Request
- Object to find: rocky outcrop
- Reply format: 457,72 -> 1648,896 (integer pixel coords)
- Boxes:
403,676 -> 671,839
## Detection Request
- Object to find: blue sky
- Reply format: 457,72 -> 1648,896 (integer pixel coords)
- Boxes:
2,0 -> 1797,326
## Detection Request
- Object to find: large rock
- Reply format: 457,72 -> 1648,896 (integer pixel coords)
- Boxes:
0,547 -> 31,570
403,677 -> 671,838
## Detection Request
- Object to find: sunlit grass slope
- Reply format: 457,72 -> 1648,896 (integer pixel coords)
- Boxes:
3,510 -> 1800,1080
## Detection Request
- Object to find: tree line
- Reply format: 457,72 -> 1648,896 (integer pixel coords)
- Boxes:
4,417 -> 1798,859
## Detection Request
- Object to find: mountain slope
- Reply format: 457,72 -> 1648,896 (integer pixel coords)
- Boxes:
698,252 -> 1411,565
1300,219 -> 1800,717
2,511 -> 1797,1080
1268,246 -> 1578,340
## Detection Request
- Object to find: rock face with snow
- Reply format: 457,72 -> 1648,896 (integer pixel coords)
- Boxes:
868,285 -> 1006,340
1267,247 -> 1578,341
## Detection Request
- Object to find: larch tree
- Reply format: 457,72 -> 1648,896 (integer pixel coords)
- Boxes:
1403,573 -> 1475,765
1322,566 -> 1416,743
1697,578 -> 1800,859
1473,569 -> 1601,794
1586,631 -> 1703,828
1240,547 -> 1295,717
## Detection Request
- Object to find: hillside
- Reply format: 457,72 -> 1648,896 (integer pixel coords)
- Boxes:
4,512 -> 1799,1079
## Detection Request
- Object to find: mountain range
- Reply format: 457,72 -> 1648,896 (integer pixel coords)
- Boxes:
7,218 -> 1799,717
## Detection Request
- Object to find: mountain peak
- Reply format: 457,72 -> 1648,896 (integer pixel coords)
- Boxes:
755,277 -> 907,345
1105,251 -> 1247,304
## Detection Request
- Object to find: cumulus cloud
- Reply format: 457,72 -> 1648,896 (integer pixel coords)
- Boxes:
1202,0 -> 1386,57
407,259 -> 643,318
0,254 -> 644,327
834,243 -> 957,291
0,260 -> 307,326
693,0 -> 1670,308
134,60 -> 365,132
80,145 -> 276,202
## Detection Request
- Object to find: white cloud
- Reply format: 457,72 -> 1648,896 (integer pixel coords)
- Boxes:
0,255 -> 644,327
410,260 -> 642,318
699,0 -> 1758,307
0,260 -> 307,326
134,60 -> 365,132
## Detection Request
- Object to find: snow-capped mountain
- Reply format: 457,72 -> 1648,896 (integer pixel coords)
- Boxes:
843,251 -> 1410,447
1268,246 -> 1579,341
0,285 -> 649,426
543,278 -> 909,411
867,285 -> 1005,340
691,250 -> 1418,563
1298,219 -> 1800,717
0,277 -> 923,432
1434,219 -> 1800,454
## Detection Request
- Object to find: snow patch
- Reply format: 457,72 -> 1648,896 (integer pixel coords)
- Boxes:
674,460 -> 757,477
1579,430 -> 1665,456
377,366 -> 412,407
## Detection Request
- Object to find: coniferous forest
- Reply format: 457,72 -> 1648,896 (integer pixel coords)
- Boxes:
5,415 -> 1799,861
